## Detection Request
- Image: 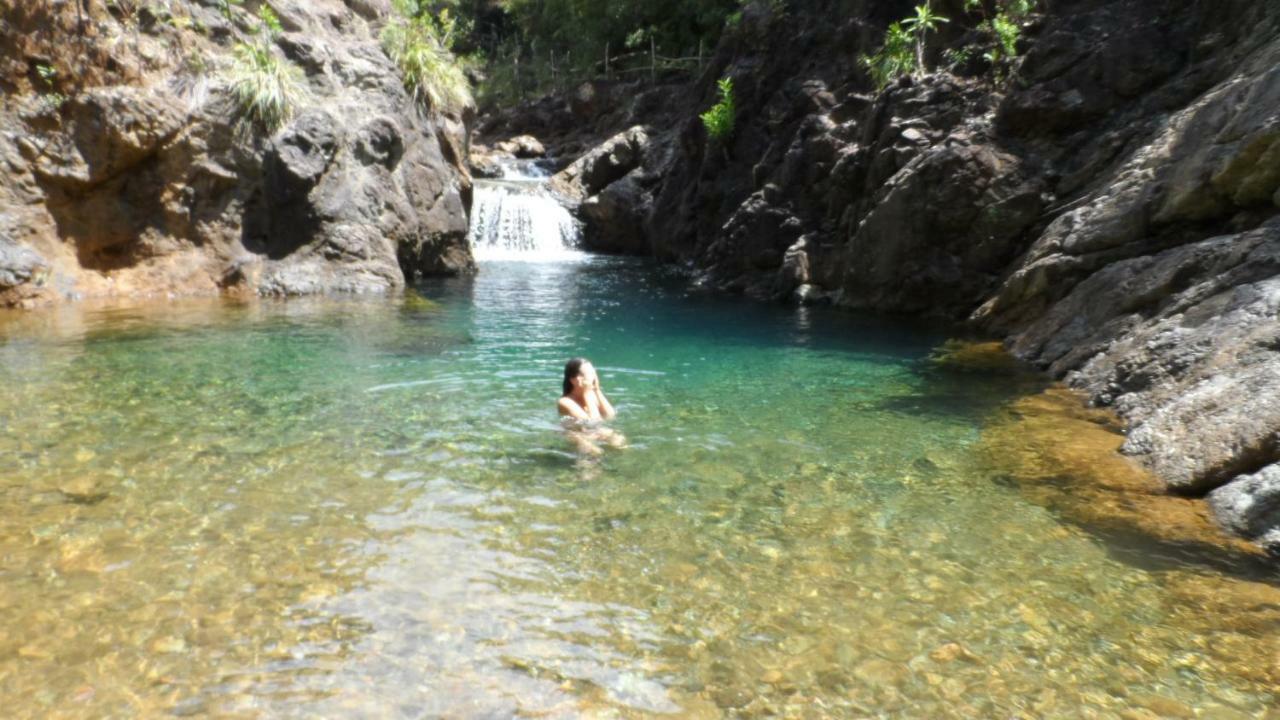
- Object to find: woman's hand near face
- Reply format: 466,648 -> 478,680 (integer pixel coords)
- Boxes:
593,375 -> 616,420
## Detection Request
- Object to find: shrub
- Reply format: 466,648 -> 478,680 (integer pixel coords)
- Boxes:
380,12 -> 473,114
258,4 -> 283,37
228,42 -> 304,132
700,76 -> 735,142
861,21 -> 916,89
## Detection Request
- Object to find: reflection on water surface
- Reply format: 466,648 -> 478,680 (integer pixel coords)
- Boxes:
0,257 -> 1276,718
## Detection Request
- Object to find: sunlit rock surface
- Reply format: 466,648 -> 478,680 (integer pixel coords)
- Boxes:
0,0 -> 473,308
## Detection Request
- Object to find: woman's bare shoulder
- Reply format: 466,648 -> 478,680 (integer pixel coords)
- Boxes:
558,396 -> 585,417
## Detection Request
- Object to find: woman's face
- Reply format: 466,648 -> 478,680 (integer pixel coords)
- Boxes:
576,362 -> 598,390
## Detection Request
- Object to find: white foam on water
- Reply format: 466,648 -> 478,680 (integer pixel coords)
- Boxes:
468,160 -> 586,263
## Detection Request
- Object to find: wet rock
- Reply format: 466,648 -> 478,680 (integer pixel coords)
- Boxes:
552,125 -> 650,200
494,134 -> 545,159
852,658 -> 908,687
578,170 -> 652,255
0,233 -> 46,291
928,642 -> 980,664
1208,465 -> 1280,555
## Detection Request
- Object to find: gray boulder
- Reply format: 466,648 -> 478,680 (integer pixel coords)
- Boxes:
0,232 -> 47,291
553,126 -> 650,200
1209,465 -> 1280,556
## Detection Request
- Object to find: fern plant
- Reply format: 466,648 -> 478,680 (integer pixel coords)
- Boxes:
381,10 -> 473,114
700,77 -> 735,142
228,42 -> 304,132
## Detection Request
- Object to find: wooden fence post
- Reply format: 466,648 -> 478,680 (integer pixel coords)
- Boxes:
650,35 -> 656,83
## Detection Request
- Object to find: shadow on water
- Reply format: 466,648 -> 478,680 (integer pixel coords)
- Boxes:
416,256 -> 963,362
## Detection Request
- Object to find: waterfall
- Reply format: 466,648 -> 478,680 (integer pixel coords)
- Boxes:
467,161 -> 584,262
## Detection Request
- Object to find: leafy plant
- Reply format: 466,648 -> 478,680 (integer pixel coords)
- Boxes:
862,3 -> 950,90
902,3 -> 948,75
381,7 -> 473,113
944,46 -> 973,71
258,4 -> 283,37
989,12 -> 1019,57
860,21 -> 916,89
700,76 -> 735,142
35,64 -> 68,110
228,41 -> 304,132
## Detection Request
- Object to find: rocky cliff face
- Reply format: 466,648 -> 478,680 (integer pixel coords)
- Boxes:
0,0 -> 473,309
526,0 -> 1280,554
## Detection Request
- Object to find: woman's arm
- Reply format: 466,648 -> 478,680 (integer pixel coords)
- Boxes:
594,381 -> 616,420
559,396 -> 590,420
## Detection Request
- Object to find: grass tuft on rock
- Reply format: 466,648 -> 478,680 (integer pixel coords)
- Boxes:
380,10 -> 473,115
228,42 -> 304,132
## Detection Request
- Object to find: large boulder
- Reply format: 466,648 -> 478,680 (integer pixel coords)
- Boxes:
552,126 -> 650,200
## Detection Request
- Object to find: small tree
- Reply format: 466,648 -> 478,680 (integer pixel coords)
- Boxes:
902,3 -> 948,76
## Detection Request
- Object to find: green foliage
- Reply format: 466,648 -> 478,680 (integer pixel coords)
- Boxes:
216,0 -> 243,22
902,3 -> 947,74
462,0 -> 740,105
943,45 -> 973,71
35,63 -> 69,110
381,9 -> 473,114
860,21 -> 916,90
989,12 -> 1019,57
981,0 -> 1037,73
258,4 -> 283,37
700,77 -> 735,142
862,3 -> 949,89
864,0 -> 1038,89
228,41 -> 304,132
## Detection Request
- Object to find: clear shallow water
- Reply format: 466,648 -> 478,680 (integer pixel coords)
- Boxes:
0,257 -> 1276,719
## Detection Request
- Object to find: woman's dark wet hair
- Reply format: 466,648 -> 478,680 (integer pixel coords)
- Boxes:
562,357 -> 587,396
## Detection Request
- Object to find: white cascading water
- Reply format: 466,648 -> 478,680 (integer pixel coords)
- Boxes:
467,160 -> 585,262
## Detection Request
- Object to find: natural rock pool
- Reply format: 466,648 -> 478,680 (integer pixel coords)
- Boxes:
1,257 -> 1277,718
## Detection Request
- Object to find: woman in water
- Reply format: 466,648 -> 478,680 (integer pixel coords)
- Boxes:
559,358 -> 625,454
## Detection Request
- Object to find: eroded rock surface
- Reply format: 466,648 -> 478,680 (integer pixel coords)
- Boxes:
0,0 -> 473,307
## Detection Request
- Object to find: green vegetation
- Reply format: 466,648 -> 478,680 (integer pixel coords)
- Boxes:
862,3 -> 947,89
437,0 -> 745,106
257,4 -> 283,37
903,3 -> 947,74
225,3 -> 304,132
863,0 -> 1038,90
216,0 -> 243,22
35,63 -> 68,110
228,38 -> 303,132
700,77 -> 735,142
380,1 -> 473,114
861,21 -> 916,89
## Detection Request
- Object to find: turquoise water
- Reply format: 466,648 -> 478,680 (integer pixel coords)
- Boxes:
0,257 -> 1276,718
